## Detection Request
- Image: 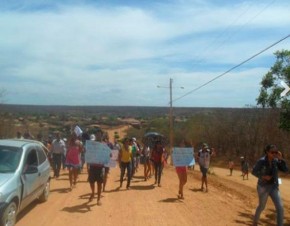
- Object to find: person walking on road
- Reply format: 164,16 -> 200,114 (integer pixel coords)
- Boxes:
151,140 -> 167,187
65,132 -> 82,190
242,158 -> 249,180
142,145 -> 152,181
51,131 -> 66,178
197,143 -> 214,192
119,137 -> 133,189
87,129 -> 107,206
252,144 -> 288,226
102,133 -> 113,192
175,139 -> 191,199
228,159 -> 234,176
130,137 -> 140,177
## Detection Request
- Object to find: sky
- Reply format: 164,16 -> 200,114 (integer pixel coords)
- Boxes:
0,0 -> 290,108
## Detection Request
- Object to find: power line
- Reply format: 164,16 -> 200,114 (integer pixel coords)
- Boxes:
172,34 -> 290,104
192,0 -> 276,67
201,0 -> 277,62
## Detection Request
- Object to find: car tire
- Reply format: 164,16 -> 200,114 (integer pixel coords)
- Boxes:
39,179 -> 50,202
0,201 -> 17,226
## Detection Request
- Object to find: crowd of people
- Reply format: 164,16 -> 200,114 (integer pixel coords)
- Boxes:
14,129 -> 289,225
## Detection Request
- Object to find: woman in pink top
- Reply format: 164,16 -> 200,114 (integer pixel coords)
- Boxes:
65,132 -> 83,190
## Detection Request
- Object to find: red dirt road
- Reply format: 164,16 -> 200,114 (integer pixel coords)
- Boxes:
16,164 -> 290,226
15,127 -> 290,226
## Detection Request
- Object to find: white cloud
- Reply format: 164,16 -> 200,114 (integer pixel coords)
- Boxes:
0,0 -> 289,107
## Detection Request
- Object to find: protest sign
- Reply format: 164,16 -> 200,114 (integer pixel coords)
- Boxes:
105,149 -> 119,168
74,125 -> 83,137
172,147 -> 195,167
85,140 -> 111,165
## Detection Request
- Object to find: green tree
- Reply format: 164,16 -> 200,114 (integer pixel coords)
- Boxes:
256,50 -> 290,131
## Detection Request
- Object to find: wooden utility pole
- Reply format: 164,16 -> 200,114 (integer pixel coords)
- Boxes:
157,78 -> 183,164
169,78 -> 173,162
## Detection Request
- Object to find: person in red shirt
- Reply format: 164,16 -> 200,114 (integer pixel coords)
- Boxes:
65,132 -> 82,190
151,140 -> 167,187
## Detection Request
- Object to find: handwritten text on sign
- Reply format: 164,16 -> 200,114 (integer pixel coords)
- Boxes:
85,141 -> 111,165
172,147 -> 195,167
105,149 -> 119,168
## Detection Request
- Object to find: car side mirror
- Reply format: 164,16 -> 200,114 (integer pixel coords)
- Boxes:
25,165 -> 38,174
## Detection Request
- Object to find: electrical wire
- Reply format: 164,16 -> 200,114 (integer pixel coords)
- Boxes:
208,0 -> 277,57
172,34 -> 290,104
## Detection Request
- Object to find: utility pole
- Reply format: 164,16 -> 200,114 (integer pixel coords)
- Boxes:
157,78 -> 184,164
169,78 -> 173,161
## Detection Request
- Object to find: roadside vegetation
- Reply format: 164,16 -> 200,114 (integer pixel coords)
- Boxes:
0,50 -> 289,168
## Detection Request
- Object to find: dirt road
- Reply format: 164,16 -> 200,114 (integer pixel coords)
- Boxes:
15,127 -> 290,226
16,164 -> 290,226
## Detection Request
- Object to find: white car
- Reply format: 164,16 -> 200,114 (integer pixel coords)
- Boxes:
0,139 -> 51,226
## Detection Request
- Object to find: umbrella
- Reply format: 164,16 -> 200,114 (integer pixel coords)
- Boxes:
142,132 -> 168,148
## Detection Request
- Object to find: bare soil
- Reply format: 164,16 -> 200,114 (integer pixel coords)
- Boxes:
15,127 -> 290,226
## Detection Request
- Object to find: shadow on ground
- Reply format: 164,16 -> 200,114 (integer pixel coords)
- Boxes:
62,201 -> 98,213
159,197 -> 184,203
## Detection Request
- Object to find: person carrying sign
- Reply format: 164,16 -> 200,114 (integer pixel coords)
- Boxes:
175,139 -> 194,199
87,129 -> 106,206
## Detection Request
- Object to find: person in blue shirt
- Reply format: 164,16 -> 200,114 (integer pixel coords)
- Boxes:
252,144 -> 288,226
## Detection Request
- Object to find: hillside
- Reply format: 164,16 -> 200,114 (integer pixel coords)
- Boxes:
0,104 -> 269,118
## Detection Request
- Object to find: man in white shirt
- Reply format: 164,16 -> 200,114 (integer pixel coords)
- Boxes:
51,132 -> 66,178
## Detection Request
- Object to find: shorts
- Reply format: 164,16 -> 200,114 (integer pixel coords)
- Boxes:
65,163 -> 81,169
140,155 -> 150,164
200,166 -> 208,177
88,166 -> 104,183
104,166 -> 110,174
176,166 -> 187,174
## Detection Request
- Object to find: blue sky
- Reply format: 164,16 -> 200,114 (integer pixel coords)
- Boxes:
0,0 -> 289,107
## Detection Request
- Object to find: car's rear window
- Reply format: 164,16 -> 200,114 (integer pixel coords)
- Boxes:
0,146 -> 22,173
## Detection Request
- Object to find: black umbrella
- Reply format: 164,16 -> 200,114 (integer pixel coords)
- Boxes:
142,132 -> 168,148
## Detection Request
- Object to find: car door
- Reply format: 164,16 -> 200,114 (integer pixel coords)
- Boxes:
35,145 -> 50,193
20,147 -> 39,210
